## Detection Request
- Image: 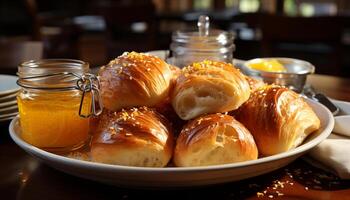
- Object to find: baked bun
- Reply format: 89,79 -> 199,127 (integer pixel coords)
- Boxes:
245,76 -> 266,91
235,85 -> 320,156
98,52 -> 172,111
174,113 -> 258,167
169,64 -> 181,85
171,60 -> 250,120
155,101 -> 186,136
91,107 -> 174,167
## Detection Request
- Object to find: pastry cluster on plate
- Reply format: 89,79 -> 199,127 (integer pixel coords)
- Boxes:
90,52 -> 320,168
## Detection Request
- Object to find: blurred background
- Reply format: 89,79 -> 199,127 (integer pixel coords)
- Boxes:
0,0 -> 350,77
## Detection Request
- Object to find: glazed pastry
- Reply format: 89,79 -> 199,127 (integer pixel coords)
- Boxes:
98,52 -> 172,111
245,76 -> 266,91
171,60 -> 250,120
169,64 -> 181,87
167,64 -> 182,105
174,113 -> 258,167
91,107 -> 174,167
234,85 -> 321,156
154,100 -> 186,136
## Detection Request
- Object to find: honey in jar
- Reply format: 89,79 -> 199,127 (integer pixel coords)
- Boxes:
17,59 -> 101,152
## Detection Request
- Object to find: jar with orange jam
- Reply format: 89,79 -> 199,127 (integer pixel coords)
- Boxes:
17,59 -> 102,152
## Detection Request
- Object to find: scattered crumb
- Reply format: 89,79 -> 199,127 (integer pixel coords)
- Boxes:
66,152 -> 90,161
256,192 -> 264,197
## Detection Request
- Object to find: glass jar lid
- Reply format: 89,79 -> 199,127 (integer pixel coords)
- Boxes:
17,59 -> 89,90
17,59 -> 102,117
171,15 -> 235,53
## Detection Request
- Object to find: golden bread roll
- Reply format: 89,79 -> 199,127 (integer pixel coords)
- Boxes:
98,52 -> 172,111
154,100 -> 186,136
174,113 -> 258,167
171,60 -> 250,120
169,64 -> 181,86
234,85 -> 320,156
245,76 -> 266,91
91,107 -> 174,167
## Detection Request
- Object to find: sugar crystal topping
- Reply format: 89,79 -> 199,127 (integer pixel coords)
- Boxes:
182,60 -> 235,78
116,107 -> 150,122
106,52 -> 164,76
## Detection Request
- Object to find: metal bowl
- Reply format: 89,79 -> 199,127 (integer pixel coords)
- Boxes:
241,58 -> 315,93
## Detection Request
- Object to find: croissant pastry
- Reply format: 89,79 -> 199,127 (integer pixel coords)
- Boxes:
98,52 -> 173,111
234,85 -> 320,156
171,60 -> 250,120
91,107 -> 174,167
245,76 -> 266,91
174,113 -> 258,167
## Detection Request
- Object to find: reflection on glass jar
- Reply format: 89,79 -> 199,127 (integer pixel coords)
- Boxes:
17,59 -> 100,152
170,15 -> 235,68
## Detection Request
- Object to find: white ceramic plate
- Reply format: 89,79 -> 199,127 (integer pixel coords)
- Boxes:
9,100 -> 333,188
0,100 -> 17,108
0,75 -> 20,97
331,99 -> 350,115
0,92 -> 17,103
330,99 -> 350,137
0,113 -> 17,122
0,104 -> 17,112
0,105 -> 18,113
1,112 -> 18,119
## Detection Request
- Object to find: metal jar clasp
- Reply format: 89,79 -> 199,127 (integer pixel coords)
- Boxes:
76,73 -> 103,118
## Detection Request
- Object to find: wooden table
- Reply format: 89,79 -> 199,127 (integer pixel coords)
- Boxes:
1,74 -> 350,200
308,74 -> 350,101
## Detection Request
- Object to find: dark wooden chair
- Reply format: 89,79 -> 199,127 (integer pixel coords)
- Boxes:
0,0 -> 40,40
259,14 -> 344,76
91,0 -> 157,59
0,40 -> 43,75
23,0 -> 85,59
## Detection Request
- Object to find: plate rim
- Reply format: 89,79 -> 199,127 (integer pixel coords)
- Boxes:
8,99 -> 334,173
1,112 -> 18,118
0,104 -> 17,113
0,112 -> 17,121
0,99 -> 17,108
0,74 -> 20,96
0,92 -> 18,102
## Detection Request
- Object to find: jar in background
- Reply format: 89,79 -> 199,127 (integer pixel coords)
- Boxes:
17,59 -> 102,152
170,15 -> 235,68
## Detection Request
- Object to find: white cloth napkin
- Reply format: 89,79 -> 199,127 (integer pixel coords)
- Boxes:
307,116 -> 350,179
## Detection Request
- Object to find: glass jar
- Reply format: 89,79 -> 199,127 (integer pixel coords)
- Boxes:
17,59 -> 102,152
170,15 -> 235,67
